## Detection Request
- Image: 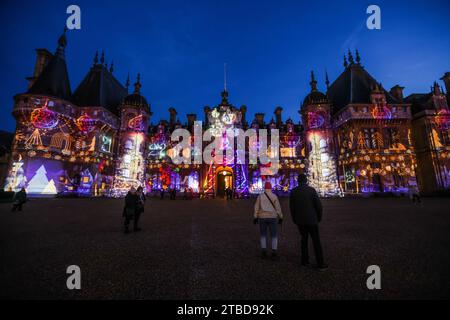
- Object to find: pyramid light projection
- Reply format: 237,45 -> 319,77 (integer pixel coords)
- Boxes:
307,132 -> 342,197
26,164 -> 57,195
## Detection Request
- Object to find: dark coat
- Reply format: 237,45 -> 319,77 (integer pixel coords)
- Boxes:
13,190 -> 27,204
123,192 -> 138,217
136,193 -> 146,214
289,183 -> 323,226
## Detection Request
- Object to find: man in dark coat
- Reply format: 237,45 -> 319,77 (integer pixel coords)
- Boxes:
135,186 -> 146,231
12,188 -> 27,212
123,187 -> 138,234
289,174 -> 328,270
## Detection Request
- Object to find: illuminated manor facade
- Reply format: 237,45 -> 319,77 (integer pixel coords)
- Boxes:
4,31 -> 450,197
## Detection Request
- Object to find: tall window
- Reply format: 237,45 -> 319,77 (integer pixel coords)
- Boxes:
387,128 -> 399,148
363,128 -> 378,149
439,128 -> 450,145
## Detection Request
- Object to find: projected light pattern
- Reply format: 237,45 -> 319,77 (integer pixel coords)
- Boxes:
30,101 -> 59,129
75,113 -> 96,133
112,132 -> 146,196
372,104 -> 392,121
307,132 -> 342,197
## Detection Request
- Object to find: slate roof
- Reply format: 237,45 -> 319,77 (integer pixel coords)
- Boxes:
122,73 -> 150,113
27,30 -> 72,101
327,63 -> 399,114
72,58 -> 128,115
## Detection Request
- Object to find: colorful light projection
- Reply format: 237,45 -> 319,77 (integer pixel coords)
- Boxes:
26,164 -> 57,195
435,109 -> 450,130
345,170 -> 356,183
100,135 -> 112,153
372,104 -> 392,122
176,171 -> 200,193
76,113 -> 96,133
148,143 -> 167,158
280,147 -> 296,158
128,114 -> 146,131
249,170 -> 264,194
307,132 -> 342,197
49,132 -> 72,155
188,171 -> 200,193
208,106 -> 240,137
234,164 -> 248,195
203,163 -> 215,194
78,169 -> 93,195
307,111 -> 325,129
30,100 -> 59,129
275,172 -> 299,192
159,165 -> 171,189
170,171 -> 181,190
25,129 -> 43,149
3,155 -> 26,192
112,132 -> 146,196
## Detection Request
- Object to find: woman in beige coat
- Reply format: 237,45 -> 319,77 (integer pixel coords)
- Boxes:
254,181 -> 283,260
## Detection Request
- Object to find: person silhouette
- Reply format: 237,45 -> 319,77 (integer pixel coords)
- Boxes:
289,174 -> 328,271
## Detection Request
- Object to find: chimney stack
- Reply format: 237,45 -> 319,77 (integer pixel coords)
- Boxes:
390,85 -> 405,102
187,113 -> 197,129
204,106 -> 211,126
274,106 -> 283,127
27,48 -> 53,88
240,105 -> 247,127
440,72 -> 450,95
255,113 -> 265,127
169,107 -> 177,127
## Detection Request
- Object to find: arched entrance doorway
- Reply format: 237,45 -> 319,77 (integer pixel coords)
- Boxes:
216,166 -> 233,197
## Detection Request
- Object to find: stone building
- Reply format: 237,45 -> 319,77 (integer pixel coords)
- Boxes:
3,30 -> 449,197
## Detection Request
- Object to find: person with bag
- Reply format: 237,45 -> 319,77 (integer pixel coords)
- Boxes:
135,186 -> 146,231
123,187 -> 138,234
290,174 -> 328,271
254,181 -> 283,260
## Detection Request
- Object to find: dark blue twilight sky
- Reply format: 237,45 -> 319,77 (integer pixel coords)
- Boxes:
0,0 -> 449,132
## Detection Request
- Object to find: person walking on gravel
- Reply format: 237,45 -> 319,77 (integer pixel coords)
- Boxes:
123,187 -> 138,234
254,181 -> 283,260
290,174 -> 328,271
12,187 -> 27,212
134,186 -> 146,231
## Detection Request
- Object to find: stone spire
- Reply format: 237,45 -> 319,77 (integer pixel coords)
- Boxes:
355,49 -> 361,64
309,70 -> 318,92
348,49 -> 354,64
134,73 -> 142,94
125,73 -> 130,92
55,26 -> 68,59
93,50 -> 99,65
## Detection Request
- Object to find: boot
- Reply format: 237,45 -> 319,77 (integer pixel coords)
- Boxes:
261,249 -> 267,259
271,250 -> 278,261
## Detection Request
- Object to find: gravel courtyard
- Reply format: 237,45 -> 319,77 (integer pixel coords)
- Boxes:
1,196 -> 449,299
